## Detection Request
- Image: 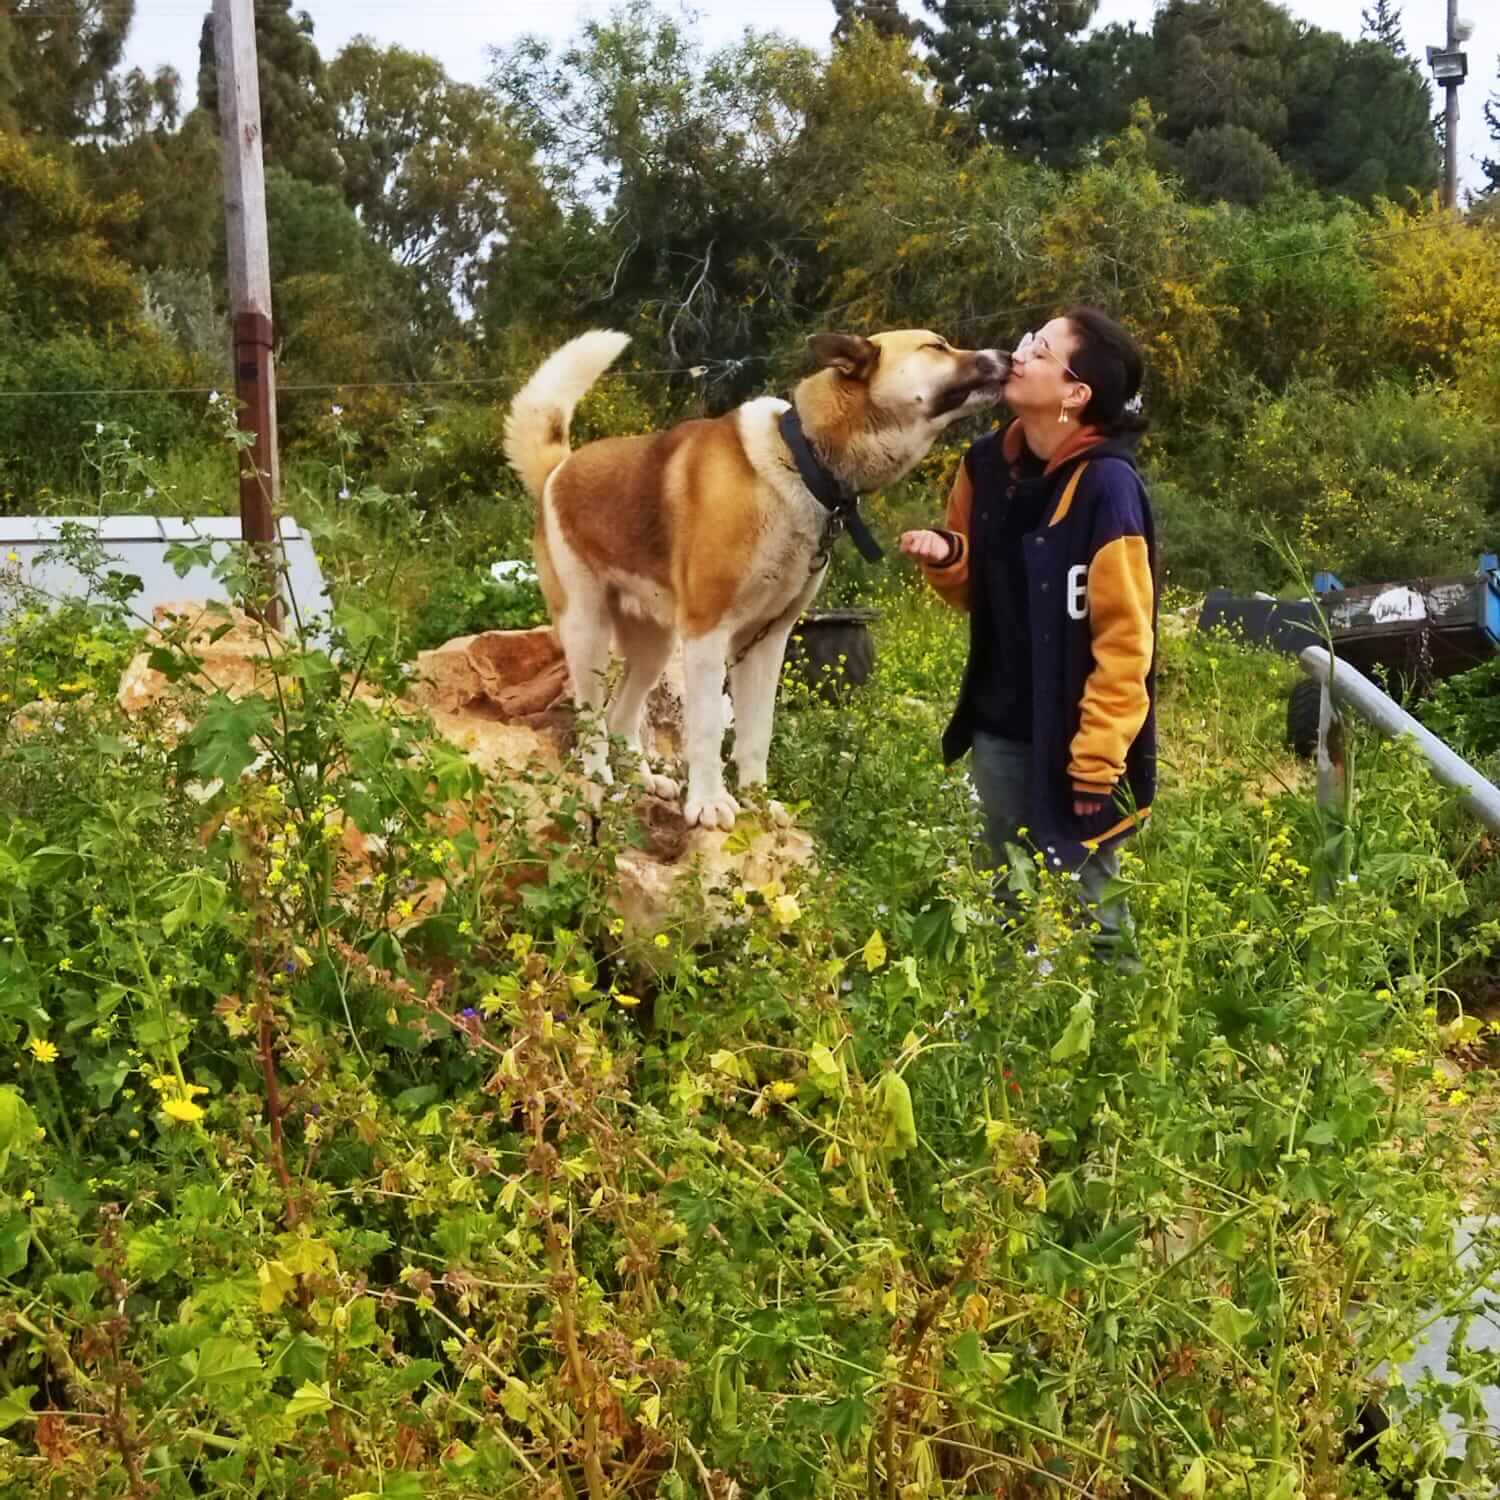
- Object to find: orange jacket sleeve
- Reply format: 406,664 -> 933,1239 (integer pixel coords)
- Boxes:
919,461 -> 974,611
1067,532 -> 1154,796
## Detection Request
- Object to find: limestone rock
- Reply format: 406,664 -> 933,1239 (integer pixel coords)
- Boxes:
116,606 -> 815,940
612,805 -> 816,936
117,600 -> 283,716
412,627 -> 568,719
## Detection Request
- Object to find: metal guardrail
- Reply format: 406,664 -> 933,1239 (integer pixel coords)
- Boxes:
1298,645 -> 1500,836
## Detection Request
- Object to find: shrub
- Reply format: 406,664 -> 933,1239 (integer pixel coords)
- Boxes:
1218,373 -> 1488,583
0,329 -> 217,505
1,528 -> 1498,1497
408,563 -> 548,651
1418,656 -> 1500,767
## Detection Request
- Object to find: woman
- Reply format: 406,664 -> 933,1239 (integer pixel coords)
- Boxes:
899,307 -> 1157,962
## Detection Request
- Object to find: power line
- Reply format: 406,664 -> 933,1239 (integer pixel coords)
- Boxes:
0,357 -> 771,400
0,211 -> 1474,403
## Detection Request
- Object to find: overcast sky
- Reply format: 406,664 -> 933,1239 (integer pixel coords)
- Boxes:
125,0 -> 1495,196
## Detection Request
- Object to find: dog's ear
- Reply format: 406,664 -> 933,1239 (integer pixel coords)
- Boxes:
807,333 -> 880,382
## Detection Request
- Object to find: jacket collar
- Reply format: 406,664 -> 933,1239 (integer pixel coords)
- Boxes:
1001,418 -> 1108,476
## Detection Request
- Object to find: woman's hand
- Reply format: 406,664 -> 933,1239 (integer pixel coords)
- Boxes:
899,529 -> 952,564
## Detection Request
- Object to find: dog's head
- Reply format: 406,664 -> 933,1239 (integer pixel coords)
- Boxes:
798,330 -> 1009,489
808,330 -> 1009,426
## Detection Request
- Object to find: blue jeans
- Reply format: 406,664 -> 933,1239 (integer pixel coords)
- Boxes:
970,731 -> 1132,959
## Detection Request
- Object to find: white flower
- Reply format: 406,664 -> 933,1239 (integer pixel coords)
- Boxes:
338,487 -> 350,500
208,390 -> 220,405
145,486 -> 156,499
331,404 -> 343,416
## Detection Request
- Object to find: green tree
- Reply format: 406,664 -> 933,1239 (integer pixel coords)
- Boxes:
831,0 -> 915,45
196,0 -> 341,186
1010,1 -> 1100,161
1483,62 -> 1500,197
1361,0 -> 1406,55
0,131 -> 142,332
1144,0 -> 1300,148
0,0 -> 136,143
260,166 -> 428,426
487,2 -> 819,377
918,0 -> 1025,145
84,71 -> 220,275
1165,123 -> 1289,206
1282,34 -> 1438,202
920,0 -> 1137,166
326,41 -> 550,321
1145,0 -> 1436,204
920,1 -> 1107,159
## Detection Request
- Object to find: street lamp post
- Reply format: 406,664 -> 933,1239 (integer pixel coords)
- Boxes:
1427,6 -> 1474,211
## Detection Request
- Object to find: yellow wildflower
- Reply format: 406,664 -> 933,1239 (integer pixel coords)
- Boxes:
162,1097 -> 205,1124
28,1037 -> 59,1065
654,933 -> 670,949
771,894 -> 801,927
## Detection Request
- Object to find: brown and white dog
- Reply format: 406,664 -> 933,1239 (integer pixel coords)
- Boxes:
503,329 -> 1007,829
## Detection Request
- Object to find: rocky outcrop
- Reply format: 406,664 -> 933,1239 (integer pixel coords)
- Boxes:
118,610 -> 811,934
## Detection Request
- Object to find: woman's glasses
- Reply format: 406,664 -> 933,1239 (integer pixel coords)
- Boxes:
1014,331 -> 1082,383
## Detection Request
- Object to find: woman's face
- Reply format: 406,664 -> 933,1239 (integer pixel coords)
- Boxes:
1004,316 -> 1086,418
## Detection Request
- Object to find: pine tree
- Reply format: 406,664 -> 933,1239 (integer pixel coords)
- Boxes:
0,0 -> 137,143
919,0 -> 1025,144
1360,0 -> 1406,57
919,0 -> 1101,161
832,0 -> 915,46
1483,62 -> 1500,196
196,0 -> 341,187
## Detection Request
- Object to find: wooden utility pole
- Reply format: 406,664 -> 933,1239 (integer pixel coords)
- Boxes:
214,0 -> 282,626
1445,0 -> 1461,211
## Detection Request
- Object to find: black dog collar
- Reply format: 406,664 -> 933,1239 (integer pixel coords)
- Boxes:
778,407 -> 884,563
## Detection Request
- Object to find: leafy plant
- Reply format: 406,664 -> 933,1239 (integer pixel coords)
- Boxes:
407,564 -> 547,651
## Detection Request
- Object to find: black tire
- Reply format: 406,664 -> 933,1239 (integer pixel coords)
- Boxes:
1286,677 -> 1325,759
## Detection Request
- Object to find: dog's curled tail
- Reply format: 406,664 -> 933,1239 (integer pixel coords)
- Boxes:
502,330 -> 631,499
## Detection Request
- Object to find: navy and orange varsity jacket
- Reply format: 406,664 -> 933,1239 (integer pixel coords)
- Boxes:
921,420 -> 1158,870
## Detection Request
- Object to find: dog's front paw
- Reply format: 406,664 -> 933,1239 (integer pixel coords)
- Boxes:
683,790 -> 740,831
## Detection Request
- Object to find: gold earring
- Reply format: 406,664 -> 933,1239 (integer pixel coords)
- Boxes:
1058,407 -> 1070,425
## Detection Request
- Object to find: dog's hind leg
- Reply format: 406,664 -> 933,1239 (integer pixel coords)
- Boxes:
556,597 -> 615,801
607,609 -> 679,801
681,629 -> 739,831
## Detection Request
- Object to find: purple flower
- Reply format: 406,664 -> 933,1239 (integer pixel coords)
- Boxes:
461,1007 -> 479,1020
282,959 -> 298,975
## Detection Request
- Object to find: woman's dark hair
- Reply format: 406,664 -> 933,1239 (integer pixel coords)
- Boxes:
1063,305 -> 1148,436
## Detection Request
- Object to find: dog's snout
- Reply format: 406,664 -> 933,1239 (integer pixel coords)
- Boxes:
976,350 -> 1010,380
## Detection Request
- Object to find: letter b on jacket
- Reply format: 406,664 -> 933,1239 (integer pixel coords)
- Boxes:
1066,563 -> 1088,620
